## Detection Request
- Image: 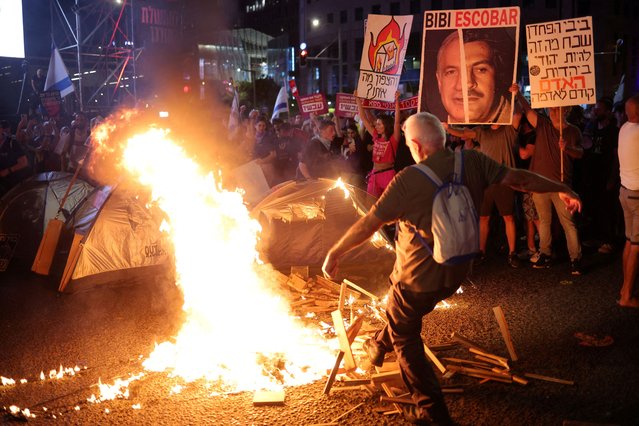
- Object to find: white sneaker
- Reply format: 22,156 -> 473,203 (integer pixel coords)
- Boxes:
529,251 -> 541,263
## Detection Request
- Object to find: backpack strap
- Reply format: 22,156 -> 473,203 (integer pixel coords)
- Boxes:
454,150 -> 463,184
412,163 -> 442,187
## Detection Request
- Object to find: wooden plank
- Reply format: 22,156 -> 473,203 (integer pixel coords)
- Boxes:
512,375 -> 529,386
323,351 -> 345,395
332,310 -> 356,370
442,357 -> 492,368
371,370 -> 402,386
329,402 -> 364,423
341,378 -> 372,386
290,265 -> 309,279
446,364 -> 512,382
338,281 -> 347,312
423,343 -> 446,374
493,306 -> 518,361
252,389 -> 285,406
451,332 -> 489,353
523,373 -> 575,385
380,396 -> 416,406
288,274 -> 308,292
381,383 -> 402,413
428,342 -> 460,351
346,315 -> 364,345
474,354 -> 510,370
469,348 -> 509,366
343,279 -> 378,301
330,385 -> 367,393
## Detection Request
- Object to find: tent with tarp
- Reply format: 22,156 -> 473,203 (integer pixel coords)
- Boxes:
0,172 -> 94,271
58,183 -> 172,293
251,179 -> 395,296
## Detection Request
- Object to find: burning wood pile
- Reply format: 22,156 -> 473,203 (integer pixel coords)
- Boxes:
270,268 -> 574,422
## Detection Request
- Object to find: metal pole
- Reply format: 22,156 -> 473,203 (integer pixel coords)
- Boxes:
337,27 -> 342,93
75,0 -> 83,110
130,0 -> 137,103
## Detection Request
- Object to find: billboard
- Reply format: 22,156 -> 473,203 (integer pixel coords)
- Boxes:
0,0 -> 25,58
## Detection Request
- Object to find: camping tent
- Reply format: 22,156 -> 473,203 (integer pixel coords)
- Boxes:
251,179 -> 395,296
0,172 -> 94,271
58,183 -> 172,292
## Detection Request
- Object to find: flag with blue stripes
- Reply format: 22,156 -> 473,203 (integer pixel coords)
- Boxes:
271,86 -> 288,120
44,44 -> 75,98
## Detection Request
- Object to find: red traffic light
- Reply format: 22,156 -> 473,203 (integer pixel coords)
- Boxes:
300,49 -> 308,67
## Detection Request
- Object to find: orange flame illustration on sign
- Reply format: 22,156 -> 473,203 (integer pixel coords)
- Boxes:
368,16 -> 407,74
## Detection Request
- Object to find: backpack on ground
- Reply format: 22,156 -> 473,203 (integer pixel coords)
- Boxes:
411,151 -> 479,265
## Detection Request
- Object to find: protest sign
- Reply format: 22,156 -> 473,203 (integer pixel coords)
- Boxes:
357,14 -> 413,102
526,16 -> 595,108
40,90 -> 62,119
336,93 -> 419,117
335,93 -> 358,118
299,93 -> 328,116
419,7 -> 519,125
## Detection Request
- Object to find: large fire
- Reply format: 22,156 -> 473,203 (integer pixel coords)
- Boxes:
119,128 -> 335,391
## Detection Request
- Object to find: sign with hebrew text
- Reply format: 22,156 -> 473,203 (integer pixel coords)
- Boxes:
526,16 -> 595,108
357,14 -> 413,102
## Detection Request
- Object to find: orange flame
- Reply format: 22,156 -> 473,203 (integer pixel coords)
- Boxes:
117,128 -> 335,391
368,16 -> 406,74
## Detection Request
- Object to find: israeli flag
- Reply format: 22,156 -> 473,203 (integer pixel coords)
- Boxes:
228,88 -> 240,132
44,44 -> 75,98
271,86 -> 288,120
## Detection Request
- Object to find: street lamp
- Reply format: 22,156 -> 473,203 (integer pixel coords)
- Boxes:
309,18 -> 342,93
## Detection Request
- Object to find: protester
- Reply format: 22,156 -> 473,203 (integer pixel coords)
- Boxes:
581,98 -> 621,253
0,120 -> 31,196
617,94 -> 639,308
443,90 -> 522,267
322,111 -> 581,425
272,122 -> 301,184
297,119 -> 341,179
356,91 -> 401,197
513,85 -> 584,274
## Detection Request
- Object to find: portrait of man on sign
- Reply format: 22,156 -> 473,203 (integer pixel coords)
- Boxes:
420,27 -> 517,125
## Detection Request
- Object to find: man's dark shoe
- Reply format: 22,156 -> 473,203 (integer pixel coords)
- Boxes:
508,252 -> 521,268
570,258 -> 583,275
532,253 -> 551,268
401,404 -> 432,425
401,404 -> 455,426
362,338 -> 385,367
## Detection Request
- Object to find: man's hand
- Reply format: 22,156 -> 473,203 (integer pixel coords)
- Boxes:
509,83 -> 520,94
322,249 -> 339,279
442,122 -> 449,130
558,191 -> 582,215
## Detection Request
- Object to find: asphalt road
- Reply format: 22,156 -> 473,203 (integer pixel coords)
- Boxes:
1,249 -> 638,426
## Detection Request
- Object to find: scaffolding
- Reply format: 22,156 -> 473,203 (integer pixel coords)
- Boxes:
50,0 -> 141,112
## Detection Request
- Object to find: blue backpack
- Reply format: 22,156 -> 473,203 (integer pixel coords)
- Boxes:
411,151 -> 480,265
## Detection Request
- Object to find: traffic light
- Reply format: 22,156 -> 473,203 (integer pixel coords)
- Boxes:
300,48 -> 308,67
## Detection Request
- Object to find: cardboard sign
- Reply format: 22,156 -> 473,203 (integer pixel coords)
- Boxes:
526,16 -> 595,108
299,93 -> 328,116
335,93 -> 358,117
40,90 -> 62,119
357,14 -> 413,102
419,7 -> 520,125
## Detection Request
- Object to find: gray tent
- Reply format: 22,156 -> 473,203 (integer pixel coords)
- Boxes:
251,179 -> 395,296
58,183 -> 172,292
0,172 -> 94,271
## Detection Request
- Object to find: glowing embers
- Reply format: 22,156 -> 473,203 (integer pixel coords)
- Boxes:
121,128 -> 334,391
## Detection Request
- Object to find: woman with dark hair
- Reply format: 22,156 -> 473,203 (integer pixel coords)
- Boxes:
356,91 -> 401,197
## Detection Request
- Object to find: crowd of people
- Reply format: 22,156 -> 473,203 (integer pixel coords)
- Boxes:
1,66 -> 638,426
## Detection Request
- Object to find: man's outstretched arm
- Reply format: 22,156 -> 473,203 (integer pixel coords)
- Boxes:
500,168 -> 581,214
322,212 -> 388,279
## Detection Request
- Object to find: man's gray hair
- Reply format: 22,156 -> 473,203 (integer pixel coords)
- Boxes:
408,112 -> 446,148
